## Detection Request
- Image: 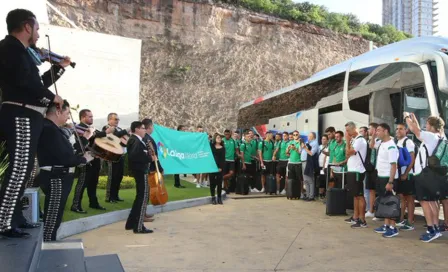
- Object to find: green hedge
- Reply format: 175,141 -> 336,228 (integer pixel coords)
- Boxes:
220,0 -> 411,45
97,175 -> 135,189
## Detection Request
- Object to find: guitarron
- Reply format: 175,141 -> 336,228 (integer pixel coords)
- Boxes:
147,140 -> 168,205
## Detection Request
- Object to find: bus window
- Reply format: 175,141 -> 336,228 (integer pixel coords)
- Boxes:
403,85 -> 430,129
429,61 -> 448,135
348,63 -> 427,132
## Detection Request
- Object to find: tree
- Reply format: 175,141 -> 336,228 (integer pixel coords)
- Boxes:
228,0 -> 411,45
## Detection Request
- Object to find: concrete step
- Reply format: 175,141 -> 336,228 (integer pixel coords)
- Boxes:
85,254 -> 125,272
0,225 -> 43,272
36,239 -> 86,272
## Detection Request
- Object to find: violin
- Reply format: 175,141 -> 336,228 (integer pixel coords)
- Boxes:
28,46 -> 76,68
147,139 -> 168,206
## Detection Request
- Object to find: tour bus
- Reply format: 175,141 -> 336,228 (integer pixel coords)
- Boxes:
238,36 -> 448,142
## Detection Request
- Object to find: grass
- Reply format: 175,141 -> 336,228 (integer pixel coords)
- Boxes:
38,175 -> 210,222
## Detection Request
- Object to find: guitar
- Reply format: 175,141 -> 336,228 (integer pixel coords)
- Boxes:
147,140 -> 168,205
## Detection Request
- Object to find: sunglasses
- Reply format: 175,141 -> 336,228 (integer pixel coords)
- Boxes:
293,134 -> 299,136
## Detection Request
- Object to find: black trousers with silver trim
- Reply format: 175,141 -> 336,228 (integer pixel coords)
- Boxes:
38,171 -> 74,241
106,157 -> 124,201
71,158 -> 101,210
125,169 -> 148,232
0,104 -> 44,232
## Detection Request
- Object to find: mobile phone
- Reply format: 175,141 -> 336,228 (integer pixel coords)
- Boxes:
403,112 -> 410,118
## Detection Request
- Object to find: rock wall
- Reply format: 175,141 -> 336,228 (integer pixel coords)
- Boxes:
47,0 -> 370,132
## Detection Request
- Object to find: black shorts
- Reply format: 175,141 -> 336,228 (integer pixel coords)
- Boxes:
396,175 -> 415,196
414,171 -> 443,201
223,161 -> 235,175
376,177 -> 398,197
439,176 -> 448,200
262,161 -> 275,176
365,170 -> 377,190
243,162 -> 255,178
347,172 -> 365,197
276,161 -> 288,177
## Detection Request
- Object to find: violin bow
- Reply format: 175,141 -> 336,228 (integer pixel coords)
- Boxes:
45,35 -> 86,156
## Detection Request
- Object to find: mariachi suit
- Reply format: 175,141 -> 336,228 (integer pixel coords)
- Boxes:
37,119 -> 87,241
71,123 -> 107,211
103,126 -> 129,202
125,134 -> 153,232
0,35 -> 65,234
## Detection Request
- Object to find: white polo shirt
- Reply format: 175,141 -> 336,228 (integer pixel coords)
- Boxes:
413,131 -> 442,175
347,135 -> 367,173
376,139 -> 399,179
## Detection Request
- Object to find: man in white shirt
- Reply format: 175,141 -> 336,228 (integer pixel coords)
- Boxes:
373,123 -> 400,238
365,123 -> 380,218
395,123 -> 416,231
406,114 -> 444,242
318,135 -> 329,199
344,122 -> 368,228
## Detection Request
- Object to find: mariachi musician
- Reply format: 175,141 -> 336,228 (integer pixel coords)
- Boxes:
103,113 -> 129,203
125,121 -> 154,234
142,118 -> 164,220
70,109 -> 114,213
36,100 -> 94,241
0,9 -> 69,239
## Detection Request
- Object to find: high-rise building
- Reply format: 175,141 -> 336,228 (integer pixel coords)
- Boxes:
382,0 -> 438,36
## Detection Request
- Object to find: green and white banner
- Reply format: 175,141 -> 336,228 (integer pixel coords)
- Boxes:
151,124 -> 218,174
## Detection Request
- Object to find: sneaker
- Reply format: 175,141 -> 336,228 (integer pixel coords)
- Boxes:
382,227 -> 399,238
374,225 -> 387,234
365,211 -> 375,218
280,189 -> 286,195
396,220 -> 406,227
399,221 -> 415,231
438,223 -> 448,232
193,178 -> 198,183
345,217 -> 357,224
252,188 -> 260,193
260,188 -> 265,193
351,219 -> 367,229
196,183 -> 201,188
420,232 -> 441,243
276,191 -> 280,195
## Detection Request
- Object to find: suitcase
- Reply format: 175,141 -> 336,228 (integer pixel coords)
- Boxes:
326,188 -> 347,215
265,175 -> 277,194
235,174 -> 249,195
286,178 -> 300,199
326,165 -> 347,215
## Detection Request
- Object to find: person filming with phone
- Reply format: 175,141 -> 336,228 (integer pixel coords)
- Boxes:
405,112 -> 445,242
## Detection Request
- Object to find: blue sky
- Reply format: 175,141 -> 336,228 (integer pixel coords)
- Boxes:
293,0 -> 448,37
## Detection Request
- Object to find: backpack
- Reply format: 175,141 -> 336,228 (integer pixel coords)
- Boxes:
429,138 -> 448,175
396,138 -> 412,168
356,137 -> 374,172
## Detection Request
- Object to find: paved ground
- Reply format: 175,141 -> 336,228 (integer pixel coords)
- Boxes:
73,197 -> 447,272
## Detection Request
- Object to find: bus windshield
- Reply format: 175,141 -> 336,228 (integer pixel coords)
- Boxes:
429,61 -> 448,135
